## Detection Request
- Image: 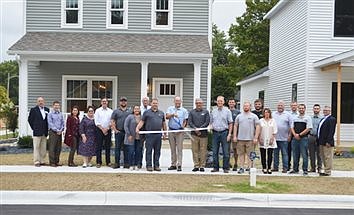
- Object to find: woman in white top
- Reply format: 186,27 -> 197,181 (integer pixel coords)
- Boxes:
259,108 -> 277,174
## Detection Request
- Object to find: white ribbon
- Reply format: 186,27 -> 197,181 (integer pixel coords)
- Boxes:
138,127 -> 210,134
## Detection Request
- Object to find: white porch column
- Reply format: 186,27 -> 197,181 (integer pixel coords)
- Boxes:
18,58 -> 28,137
193,61 -> 202,108
207,59 -> 212,110
140,61 -> 149,101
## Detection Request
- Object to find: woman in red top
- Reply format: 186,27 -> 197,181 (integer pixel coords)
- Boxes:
64,106 -> 80,167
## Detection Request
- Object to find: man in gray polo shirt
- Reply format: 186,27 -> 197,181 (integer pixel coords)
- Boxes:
210,96 -> 233,173
309,104 -> 323,173
111,96 -> 131,169
136,98 -> 167,172
233,101 -> 260,174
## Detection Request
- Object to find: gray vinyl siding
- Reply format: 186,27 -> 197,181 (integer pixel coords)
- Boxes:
27,61 -> 141,109
26,0 -> 209,35
148,63 -> 194,110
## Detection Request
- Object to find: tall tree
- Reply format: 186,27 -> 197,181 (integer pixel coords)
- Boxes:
0,60 -> 19,105
212,24 -> 232,67
228,0 -> 278,77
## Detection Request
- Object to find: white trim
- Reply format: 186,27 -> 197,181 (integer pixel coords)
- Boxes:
18,58 -> 28,136
236,70 -> 270,86
140,61 -> 149,101
62,75 -> 118,111
207,58 -> 211,110
23,0 -> 26,33
208,0 -> 213,48
106,0 -> 128,30
152,78 -> 183,99
264,0 -> 288,20
193,61 -> 201,108
61,0 -> 83,29
8,50 -> 212,59
151,0 -> 173,30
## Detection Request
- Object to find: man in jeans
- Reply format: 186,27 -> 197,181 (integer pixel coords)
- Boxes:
228,98 -> 241,171
273,100 -> 292,173
111,96 -> 131,169
188,98 -> 210,172
210,96 -> 233,173
166,96 -> 188,171
47,101 -> 65,167
290,104 -> 312,176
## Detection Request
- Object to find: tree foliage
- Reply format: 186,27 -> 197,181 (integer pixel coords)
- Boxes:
0,60 -> 19,105
228,0 -> 278,76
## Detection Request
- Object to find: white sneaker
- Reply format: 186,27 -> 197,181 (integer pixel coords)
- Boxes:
88,163 -> 93,167
82,163 -> 87,168
129,166 -> 134,171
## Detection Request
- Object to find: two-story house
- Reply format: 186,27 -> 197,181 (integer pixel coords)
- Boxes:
8,0 -> 213,136
237,0 -> 354,146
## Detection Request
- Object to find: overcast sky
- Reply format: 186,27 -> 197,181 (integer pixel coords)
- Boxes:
0,0 -> 246,62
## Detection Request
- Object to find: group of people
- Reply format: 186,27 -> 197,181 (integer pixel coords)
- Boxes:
27,95 -> 336,176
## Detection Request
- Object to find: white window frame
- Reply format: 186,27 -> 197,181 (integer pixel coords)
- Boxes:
61,0 -> 83,28
62,75 -> 118,113
106,0 -> 128,29
152,78 -> 183,98
151,0 -> 173,30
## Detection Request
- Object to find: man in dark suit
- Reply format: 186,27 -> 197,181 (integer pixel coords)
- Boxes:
317,106 -> 336,176
28,97 -> 50,167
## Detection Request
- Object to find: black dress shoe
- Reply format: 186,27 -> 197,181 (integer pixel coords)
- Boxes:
177,166 -> 182,171
199,168 -> 205,172
319,173 -> 331,176
111,163 -> 120,169
168,166 -> 177,170
154,167 -> 161,171
192,168 -> 199,172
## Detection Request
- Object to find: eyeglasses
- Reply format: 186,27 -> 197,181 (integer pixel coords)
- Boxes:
88,110 -> 94,113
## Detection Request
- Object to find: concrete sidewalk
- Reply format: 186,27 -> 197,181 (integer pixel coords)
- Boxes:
1,191 -> 354,209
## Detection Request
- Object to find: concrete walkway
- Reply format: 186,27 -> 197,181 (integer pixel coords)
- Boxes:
1,149 -> 354,177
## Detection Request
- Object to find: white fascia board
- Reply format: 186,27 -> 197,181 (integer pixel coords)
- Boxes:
236,70 -> 269,86
264,0 -> 289,20
313,49 -> 354,68
7,50 -> 212,59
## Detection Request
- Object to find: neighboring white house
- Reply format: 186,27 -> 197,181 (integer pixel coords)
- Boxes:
237,0 -> 354,146
8,0 -> 213,136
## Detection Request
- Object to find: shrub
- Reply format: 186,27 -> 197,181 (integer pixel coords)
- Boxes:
350,147 -> 354,155
17,136 -> 33,149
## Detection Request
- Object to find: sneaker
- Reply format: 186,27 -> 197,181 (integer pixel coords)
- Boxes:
289,170 -> 299,174
303,171 -> 308,176
282,169 -> 288,173
211,168 -> 219,172
238,168 -> 245,174
34,163 -> 41,167
245,168 -> 250,171
96,164 -> 101,168
200,168 -> 205,172
168,166 -> 177,170
146,167 -> 153,172
232,167 -> 237,171
192,168 -> 199,172
123,164 -> 129,169
82,163 -> 87,168
177,166 -> 182,172
268,169 -> 272,174
272,169 -> 279,172
129,166 -> 134,171
262,169 -> 267,174
223,169 -> 229,173
88,163 -> 93,167
154,167 -> 161,171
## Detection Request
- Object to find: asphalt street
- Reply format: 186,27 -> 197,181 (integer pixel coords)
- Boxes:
1,205 -> 353,215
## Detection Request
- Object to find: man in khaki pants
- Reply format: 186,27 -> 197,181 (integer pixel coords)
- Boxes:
317,106 -> 336,176
28,97 -> 49,167
166,96 -> 188,171
188,98 -> 210,172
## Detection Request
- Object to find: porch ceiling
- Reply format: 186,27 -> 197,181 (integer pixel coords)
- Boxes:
7,32 -> 212,58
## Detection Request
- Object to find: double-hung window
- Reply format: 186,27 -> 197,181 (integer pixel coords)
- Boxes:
152,0 -> 173,30
107,0 -> 128,29
63,76 -> 117,113
61,0 -> 83,28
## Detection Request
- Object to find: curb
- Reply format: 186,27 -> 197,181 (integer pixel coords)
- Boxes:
1,191 -> 354,209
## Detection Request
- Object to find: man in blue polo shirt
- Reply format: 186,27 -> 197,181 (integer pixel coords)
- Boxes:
166,96 -> 188,171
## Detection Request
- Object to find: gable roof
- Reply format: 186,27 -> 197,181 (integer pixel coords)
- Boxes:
264,0 -> 290,20
236,66 -> 269,86
8,32 -> 212,58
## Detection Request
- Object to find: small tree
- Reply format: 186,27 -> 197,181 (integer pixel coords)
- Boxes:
0,101 -> 18,137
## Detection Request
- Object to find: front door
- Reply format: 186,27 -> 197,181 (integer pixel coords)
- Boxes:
152,78 -> 183,113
